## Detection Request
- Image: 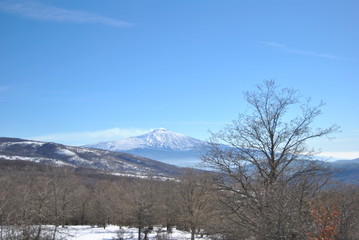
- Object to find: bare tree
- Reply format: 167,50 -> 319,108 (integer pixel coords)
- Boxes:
0,176 -> 15,240
202,80 -> 338,239
127,179 -> 160,240
176,171 -> 215,240
156,180 -> 178,234
30,176 -> 53,240
48,168 -> 80,240
73,184 -> 91,225
89,180 -> 120,228
317,184 -> 359,240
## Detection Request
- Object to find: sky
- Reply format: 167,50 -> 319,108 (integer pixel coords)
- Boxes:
0,0 -> 358,160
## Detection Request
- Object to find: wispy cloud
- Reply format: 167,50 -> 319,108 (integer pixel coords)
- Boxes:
106,121 -> 230,126
30,128 -> 151,146
0,0 -> 132,27
260,41 -> 351,61
317,152 -> 359,160
0,86 -> 9,92
331,137 -> 359,143
170,121 -> 230,125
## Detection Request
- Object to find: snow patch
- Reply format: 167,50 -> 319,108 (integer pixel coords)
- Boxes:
0,154 -> 72,166
56,148 -> 76,156
0,141 -> 45,147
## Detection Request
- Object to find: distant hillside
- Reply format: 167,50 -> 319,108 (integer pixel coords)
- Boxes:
0,136 -> 358,183
332,158 -> 359,164
0,158 -> 132,184
0,137 -> 192,179
329,159 -> 359,183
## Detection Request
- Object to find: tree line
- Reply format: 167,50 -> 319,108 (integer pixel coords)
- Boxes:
0,162 -> 218,240
0,162 -> 358,240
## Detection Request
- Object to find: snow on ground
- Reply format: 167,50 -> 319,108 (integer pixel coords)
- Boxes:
0,154 -> 73,166
50,225 -> 209,240
56,148 -> 76,156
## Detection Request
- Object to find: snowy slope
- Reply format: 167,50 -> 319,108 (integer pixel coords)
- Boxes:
0,137 -> 188,178
85,129 -> 207,167
86,128 -> 205,151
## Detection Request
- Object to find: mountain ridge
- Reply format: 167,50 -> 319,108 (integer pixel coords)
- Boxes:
85,129 -> 207,167
0,134 -> 358,183
0,137 -> 192,179
85,128 -> 206,152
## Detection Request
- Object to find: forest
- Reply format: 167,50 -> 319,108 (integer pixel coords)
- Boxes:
0,159 -> 358,240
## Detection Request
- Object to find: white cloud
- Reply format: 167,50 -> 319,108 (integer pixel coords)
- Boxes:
331,137 -> 359,143
0,0 -> 132,27
317,152 -> 359,160
260,41 -> 350,61
31,128 -> 151,146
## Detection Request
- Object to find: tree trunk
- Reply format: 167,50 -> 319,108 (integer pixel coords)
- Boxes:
52,225 -> 58,240
34,224 -> 42,240
0,215 -> 3,240
138,226 -> 142,240
191,226 -> 196,240
167,224 -> 172,234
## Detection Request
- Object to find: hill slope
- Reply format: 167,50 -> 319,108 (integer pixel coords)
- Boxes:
0,137 -> 189,178
1,136 -> 358,183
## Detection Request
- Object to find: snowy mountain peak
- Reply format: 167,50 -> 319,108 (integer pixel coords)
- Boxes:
153,128 -> 167,132
85,129 -> 206,152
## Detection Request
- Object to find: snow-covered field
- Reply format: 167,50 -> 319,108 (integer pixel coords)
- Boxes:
59,225 -> 206,240
1,225 -> 209,240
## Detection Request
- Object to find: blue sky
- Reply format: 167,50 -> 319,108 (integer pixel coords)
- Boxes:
0,0 -> 358,159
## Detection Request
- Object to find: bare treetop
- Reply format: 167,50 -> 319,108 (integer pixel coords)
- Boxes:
204,79 -> 339,185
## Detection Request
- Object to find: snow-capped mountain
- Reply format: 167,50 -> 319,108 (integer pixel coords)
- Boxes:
86,128 -> 205,151
85,128 -> 207,167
